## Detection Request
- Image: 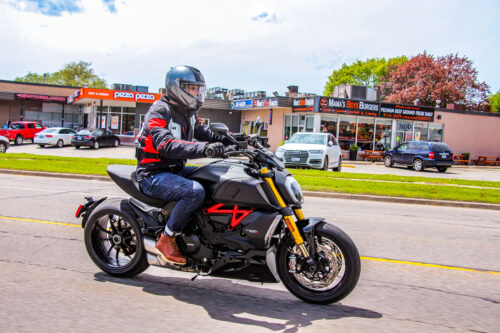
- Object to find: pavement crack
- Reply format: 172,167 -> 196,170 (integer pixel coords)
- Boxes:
0,258 -> 93,275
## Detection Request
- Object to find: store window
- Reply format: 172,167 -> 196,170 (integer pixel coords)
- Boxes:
413,122 -> 429,141
305,115 -> 314,132
321,115 -> 338,138
395,120 -> 413,145
374,119 -> 392,150
428,123 -> 443,142
243,121 -> 268,136
338,116 -> 357,150
356,117 -> 375,151
284,114 -> 309,139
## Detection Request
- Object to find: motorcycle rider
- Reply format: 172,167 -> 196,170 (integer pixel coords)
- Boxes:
135,65 -> 233,265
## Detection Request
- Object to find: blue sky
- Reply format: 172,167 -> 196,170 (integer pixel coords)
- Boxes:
0,0 -> 499,96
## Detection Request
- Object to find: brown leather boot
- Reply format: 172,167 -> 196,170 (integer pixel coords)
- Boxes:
156,234 -> 186,265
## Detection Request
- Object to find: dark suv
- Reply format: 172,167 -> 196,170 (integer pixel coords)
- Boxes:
383,141 -> 454,172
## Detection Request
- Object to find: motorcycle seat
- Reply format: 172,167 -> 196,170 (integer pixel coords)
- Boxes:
106,164 -> 169,208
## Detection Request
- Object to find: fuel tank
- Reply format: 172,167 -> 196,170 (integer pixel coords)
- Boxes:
188,160 -> 278,210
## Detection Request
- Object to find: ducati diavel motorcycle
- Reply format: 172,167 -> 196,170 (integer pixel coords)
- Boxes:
76,124 -> 360,304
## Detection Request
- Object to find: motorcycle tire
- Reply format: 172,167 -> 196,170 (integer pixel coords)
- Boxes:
84,198 -> 149,277
277,222 -> 361,304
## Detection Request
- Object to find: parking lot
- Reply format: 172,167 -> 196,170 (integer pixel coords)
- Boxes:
4,143 -> 500,182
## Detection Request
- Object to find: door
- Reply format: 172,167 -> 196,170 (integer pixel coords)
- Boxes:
61,129 -> 76,145
327,134 -> 339,166
393,143 -> 408,164
405,142 -> 419,164
27,123 -> 36,139
104,131 -> 114,146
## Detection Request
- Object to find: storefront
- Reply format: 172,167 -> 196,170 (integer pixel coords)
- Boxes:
289,96 -> 440,152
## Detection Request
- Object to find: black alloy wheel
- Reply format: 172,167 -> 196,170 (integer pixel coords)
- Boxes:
322,156 -> 329,171
277,222 -> 361,304
84,199 -> 149,277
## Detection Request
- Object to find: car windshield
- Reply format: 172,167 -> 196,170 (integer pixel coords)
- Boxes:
77,130 -> 91,135
41,128 -> 58,133
288,134 -> 326,145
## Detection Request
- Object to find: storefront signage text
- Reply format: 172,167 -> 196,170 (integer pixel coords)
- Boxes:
318,97 -> 379,117
16,93 -> 67,103
292,97 -> 315,112
253,98 -> 278,108
70,88 -> 161,104
380,103 -> 434,121
231,99 -> 253,109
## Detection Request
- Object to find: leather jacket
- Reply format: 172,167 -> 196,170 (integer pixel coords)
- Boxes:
135,95 -> 220,180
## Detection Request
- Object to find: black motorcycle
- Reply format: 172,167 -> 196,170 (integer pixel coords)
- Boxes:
76,124 -> 360,304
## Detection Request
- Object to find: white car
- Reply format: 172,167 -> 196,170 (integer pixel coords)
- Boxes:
34,127 -> 77,148
276,132 -> 342,171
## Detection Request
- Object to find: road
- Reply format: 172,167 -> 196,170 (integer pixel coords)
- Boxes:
6,142 -> 500,181
0,174 -> 499,332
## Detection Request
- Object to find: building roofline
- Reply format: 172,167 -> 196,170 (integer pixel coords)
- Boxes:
436,107 -> 500,118
0,79 -> 81,89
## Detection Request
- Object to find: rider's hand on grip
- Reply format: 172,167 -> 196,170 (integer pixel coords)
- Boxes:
204,142 -> 225,158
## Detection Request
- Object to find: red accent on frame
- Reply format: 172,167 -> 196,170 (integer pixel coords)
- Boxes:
204,203 -> 254,230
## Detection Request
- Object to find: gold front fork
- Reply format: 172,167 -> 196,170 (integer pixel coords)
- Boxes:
260,168 -> 310,258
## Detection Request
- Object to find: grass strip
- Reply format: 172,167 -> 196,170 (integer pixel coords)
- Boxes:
2,153 -> 500,203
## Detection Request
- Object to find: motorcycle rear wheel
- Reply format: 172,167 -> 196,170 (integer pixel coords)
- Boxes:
277,222 -> 360,304
84,199 -> 149,277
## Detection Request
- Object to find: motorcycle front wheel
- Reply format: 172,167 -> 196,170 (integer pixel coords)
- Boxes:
84,199 -> 149,277
277,222 -> 361,304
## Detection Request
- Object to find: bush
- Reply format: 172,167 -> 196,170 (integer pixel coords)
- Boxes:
349,144 -> 359,152
461,152 -> 470,160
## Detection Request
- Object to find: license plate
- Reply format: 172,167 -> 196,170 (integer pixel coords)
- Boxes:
39,135 -> 44,138
440,153 -> 448,158
291,157 -> 300,162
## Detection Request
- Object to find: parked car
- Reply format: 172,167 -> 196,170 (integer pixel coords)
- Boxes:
0,135 -> 9,153
0,121 -> 45,145
34,127 -> 77,148
275,132 -> 342,171
71,129 -> 120,149
383,141 -> 454,172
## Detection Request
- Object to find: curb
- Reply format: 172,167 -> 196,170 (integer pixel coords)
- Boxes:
1,168 -> 499,211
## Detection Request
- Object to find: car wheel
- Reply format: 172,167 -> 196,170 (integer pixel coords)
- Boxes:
437,167 -> 448,173
114,139 -> 120,147
322,156 -> 329,171
93,141 -> 100,149
15,135 -> 23,145
413,158 -> 424,171
75,146 -> 80,149
333,156 -> 342,172
56,139 -> 63,148
0,142 -> 7,153
38,144 -> 45,148
384,155 -> 393,167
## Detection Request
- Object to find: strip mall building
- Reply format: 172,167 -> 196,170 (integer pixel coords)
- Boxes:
1,79 -> 499,159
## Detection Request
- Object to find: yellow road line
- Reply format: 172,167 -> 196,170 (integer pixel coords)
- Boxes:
361,256 -> 500,276
0,216 -> 81,228
1,215 -> 498,276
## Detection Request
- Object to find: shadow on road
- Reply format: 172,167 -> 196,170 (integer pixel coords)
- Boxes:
94,272 -> 381,332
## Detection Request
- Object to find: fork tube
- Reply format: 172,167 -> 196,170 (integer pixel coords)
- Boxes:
259,168 -> 310,258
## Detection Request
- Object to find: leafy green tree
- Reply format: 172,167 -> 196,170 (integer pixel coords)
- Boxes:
15,61 -> 107,88
323,56 -> 407,96
488,91 -> 500,112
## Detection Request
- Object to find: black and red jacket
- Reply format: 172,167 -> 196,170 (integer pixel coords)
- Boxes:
135,96 -> 219,180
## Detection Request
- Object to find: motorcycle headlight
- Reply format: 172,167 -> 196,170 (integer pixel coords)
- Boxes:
285,176 -> 304,204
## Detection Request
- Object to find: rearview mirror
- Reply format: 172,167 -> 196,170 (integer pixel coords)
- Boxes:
209,123 -> 229,135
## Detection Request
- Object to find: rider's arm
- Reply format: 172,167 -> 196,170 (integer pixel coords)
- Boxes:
193,115 -> 219,143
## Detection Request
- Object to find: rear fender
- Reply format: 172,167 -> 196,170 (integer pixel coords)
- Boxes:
76,196 -> 107,228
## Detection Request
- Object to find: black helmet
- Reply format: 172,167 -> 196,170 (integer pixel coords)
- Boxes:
165,65 -> 206,111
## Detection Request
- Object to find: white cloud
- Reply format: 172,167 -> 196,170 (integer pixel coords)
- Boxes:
1,0 -> 499,95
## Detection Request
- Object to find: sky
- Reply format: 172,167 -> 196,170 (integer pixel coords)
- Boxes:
0,0 -> 499,96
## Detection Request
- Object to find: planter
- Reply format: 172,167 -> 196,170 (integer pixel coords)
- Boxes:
349,150 -> 358,161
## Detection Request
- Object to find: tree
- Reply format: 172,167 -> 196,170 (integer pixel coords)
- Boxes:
380,53 -> 490,111
323,56 -> 407,96
15,61 -> 107,88
488,91 -> 500,112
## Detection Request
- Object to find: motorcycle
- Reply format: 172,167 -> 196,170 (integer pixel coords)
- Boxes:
76,123 -> 360,304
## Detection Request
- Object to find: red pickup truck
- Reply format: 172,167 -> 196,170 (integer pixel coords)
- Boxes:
0,121 -> 46,145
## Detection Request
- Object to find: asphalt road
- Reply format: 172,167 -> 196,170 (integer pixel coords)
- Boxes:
0,174 -> 499,332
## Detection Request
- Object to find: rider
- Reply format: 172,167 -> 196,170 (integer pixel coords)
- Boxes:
135,65 -> 233,265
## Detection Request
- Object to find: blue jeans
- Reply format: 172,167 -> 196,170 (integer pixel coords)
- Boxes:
138,166 -> 205,236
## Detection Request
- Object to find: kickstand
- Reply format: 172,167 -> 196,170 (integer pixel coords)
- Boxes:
191,273 -> 200,281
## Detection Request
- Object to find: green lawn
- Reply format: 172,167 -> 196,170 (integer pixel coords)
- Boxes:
2,153 -> 500,204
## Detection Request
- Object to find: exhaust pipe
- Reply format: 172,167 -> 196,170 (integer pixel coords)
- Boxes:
144,236 -> 167,266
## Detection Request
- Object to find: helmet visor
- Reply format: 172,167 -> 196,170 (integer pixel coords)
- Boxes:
180,82 -> 206,103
